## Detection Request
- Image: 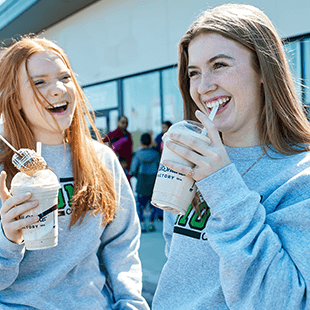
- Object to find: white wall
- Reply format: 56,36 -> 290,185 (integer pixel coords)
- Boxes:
39,0 -> 310,86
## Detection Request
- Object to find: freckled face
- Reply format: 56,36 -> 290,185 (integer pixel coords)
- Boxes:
18,51 -> 77,144
188,33 -> 264,146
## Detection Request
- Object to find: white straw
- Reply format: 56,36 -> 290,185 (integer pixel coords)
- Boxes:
0,134 -> 20,154
36,142 -> 42,156
209,104 -> 219,121
201,104 -> 219,135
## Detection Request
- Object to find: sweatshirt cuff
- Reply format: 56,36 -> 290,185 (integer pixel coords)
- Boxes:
0,224 -> 25,256
196,164 -> 252,214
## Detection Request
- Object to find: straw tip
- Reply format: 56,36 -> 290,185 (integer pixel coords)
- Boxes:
209,104 -> 219,121
36,141 -> 42,156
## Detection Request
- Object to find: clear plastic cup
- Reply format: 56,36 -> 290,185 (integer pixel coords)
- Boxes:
11,169 -> 60,250
151,120 -> 209,215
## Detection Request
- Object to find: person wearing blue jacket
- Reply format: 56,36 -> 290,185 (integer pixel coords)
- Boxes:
152,3 -> 310,310
130,133 -> 160,232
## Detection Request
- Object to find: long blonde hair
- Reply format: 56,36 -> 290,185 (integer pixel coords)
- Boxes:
0,36 -> 117,228
178,3 -> 310,154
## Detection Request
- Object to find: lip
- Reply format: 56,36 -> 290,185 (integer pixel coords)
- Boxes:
47,101 -> 69,115
202,96 -> 231,113
203,96 -> 228,104
48,100 -> 68,108
52,105 -> 69,115
216,99 -> 230,115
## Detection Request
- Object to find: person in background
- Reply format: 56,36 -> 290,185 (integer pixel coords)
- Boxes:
153,121 -> 172,220
154,121 -> 172,154
147,129 -> 157,150
103,115 -> 133,170
119,157 -> 132,184
153,3 -> 310,309
130,133 -> 160,232
0,36 -> 149,310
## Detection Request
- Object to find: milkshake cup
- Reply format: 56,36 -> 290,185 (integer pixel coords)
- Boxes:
151,120 -> 210,215
11,169 -> 60,250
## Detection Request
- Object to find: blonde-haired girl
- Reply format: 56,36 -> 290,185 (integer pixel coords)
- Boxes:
153,4 -> 310,309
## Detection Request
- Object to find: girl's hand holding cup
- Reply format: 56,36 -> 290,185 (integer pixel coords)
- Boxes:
163,110 -> 231,182
151,107 -> 230,215
0,171 -> 39,244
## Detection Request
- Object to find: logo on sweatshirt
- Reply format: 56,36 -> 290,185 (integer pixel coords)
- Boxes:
57,177 -> 74,216
173,195 -> 264,240
173,202 -> 210,240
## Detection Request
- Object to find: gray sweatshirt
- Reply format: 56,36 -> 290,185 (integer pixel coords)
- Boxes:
0,142 -> 149,310
153,145 -> 310,310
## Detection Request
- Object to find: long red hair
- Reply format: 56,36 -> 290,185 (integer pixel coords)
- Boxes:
0,36 -> 117,228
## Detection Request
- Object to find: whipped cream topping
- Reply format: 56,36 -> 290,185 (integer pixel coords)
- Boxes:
11,169 -> 59,189
12,149 -> 47,176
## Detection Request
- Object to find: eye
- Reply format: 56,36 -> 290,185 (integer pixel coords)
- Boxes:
33,80 -> 44,86
213,62 -> 227,70
188,70 -> 199,79
61,74 -> 71,82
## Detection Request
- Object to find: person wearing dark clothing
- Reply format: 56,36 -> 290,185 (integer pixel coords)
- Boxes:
103,116 -> 133,170
130,133 -> 160,232
154,121 -> 173,220
154,121 -> 172,154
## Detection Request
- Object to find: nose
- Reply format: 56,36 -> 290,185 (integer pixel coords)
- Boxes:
197,72 -> 217,95
49,80 -> 66,97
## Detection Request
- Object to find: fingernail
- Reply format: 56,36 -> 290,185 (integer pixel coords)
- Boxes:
31,200 -> 39,207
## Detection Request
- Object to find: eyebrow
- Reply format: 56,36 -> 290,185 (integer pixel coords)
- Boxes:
29,70 -> 71,79
188,53 -> 234,69
29,74 -> 48,79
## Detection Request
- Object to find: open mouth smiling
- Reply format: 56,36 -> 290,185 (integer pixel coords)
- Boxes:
47,102 -> 68,114
204,97 -> 231,111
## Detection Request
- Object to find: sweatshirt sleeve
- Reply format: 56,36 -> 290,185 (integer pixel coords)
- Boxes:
162,211 -> 177,258
0,224 -> 25,290
98,153 -> 150,310
196,163 -> 310,309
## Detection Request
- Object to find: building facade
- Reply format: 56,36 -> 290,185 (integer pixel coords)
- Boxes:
1,0 -> 309,150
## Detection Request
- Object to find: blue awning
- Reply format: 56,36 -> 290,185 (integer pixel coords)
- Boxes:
0,0 -> 39,30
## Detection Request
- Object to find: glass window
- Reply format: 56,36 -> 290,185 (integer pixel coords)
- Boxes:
123,72 -> 160,151
94,113 -> 108,137
84,110 -> 106,139
304,39 -> 310,106
88,109 -> 119,139
284,41 -> 302,102
162,67 -> 183,129
109,109 -> 119,131
83,81 -> 118,111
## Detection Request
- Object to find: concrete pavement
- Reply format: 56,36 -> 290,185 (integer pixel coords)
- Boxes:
130,177 -> 167,307
138,219 -> 166,307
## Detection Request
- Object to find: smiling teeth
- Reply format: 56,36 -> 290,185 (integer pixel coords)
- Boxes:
48,102 -> 67,109
206,97 -> 230,108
